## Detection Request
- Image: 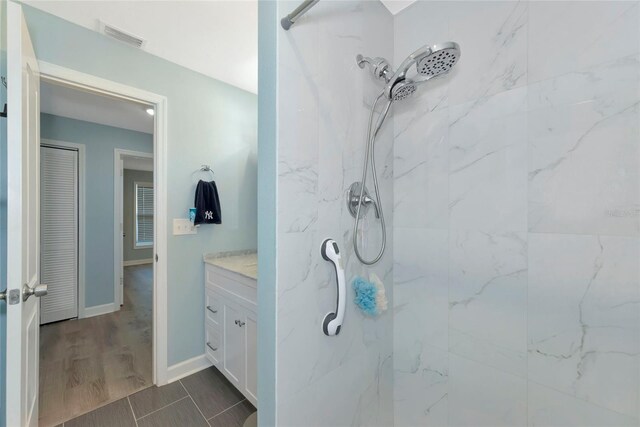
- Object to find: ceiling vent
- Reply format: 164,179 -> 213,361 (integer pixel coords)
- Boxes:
98,21 -> 146,49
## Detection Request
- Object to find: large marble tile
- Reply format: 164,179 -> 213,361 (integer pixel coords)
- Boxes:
529,1 -> 639,83
394,108 -> 449,229
278,349 -> 393,427
448,1 -> 528,106
394,227 -> 449,352
449,87 -> 528,233
528,233 -> 640,417
528,381 -> 639,427
528,57 -> 640,236
277,0 -> 321,235
449,229 -> 527,377
448,354 -> 527,427
528,55 -> 640,112
394,344 -> 448,427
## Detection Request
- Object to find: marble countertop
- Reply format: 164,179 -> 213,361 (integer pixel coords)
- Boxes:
203,251 -> 257,280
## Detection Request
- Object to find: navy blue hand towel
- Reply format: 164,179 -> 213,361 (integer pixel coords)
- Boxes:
194,180 -> 222,225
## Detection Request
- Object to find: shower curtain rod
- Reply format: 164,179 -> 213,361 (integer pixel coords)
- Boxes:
281,0 -> 319,30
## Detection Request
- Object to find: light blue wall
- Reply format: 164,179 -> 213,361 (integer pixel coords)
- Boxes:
22,5 -> 257,365
0,0 -> 7,425
40,113 -> 153,307
257,1 -> 276,425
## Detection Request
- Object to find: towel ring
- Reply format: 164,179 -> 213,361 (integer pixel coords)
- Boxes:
193,165 -> 214,180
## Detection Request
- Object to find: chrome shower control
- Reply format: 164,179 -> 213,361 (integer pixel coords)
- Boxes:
347,182 -> 379,219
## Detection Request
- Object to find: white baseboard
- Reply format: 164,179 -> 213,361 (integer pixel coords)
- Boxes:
167,354 -> 212,383
123,258 -> 154,267
83,302 -> 118,318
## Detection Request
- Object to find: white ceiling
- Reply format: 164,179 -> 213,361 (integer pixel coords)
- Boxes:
27,1 -> 413,96
41,80 -> 154,134
24,0 -> 258,94
380,0 -> 416,15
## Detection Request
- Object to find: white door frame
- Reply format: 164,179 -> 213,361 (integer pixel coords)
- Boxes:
40,139 -> 87,319
114,148 -> 154,307
37,61 -> 169,385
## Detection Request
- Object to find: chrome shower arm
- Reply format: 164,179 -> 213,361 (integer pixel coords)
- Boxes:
281,0 -> 320,30
356,54 -> 394,83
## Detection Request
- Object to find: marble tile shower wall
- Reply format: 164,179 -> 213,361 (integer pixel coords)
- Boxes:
275,1 -> 394,425
393,1 -> 640,426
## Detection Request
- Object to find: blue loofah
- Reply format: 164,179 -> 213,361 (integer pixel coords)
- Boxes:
352,276 -> 379,316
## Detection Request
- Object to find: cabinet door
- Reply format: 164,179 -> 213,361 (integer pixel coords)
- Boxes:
244,311 -> 258,405
222,299 -> 244,389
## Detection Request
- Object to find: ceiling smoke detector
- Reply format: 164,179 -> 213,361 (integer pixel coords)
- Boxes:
98,20 -> 146,49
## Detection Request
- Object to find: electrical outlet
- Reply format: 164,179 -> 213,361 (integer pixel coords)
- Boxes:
173,218 -> 197,235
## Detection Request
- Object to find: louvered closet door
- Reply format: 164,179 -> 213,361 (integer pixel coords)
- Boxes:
40,146 -> 79,324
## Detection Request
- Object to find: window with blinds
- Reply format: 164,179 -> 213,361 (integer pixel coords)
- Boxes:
135,182 -> 154,248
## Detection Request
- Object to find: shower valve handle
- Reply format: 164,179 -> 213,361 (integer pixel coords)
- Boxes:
361,195 -> 380,219
347,182 -> 380,219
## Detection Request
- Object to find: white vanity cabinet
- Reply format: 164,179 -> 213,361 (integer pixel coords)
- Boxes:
204,258 -> 257,406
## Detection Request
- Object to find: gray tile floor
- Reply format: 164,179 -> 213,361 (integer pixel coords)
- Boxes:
59,367 -> 255,427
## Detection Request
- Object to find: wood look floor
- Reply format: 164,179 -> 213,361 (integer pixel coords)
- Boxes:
39,265 -> 153,427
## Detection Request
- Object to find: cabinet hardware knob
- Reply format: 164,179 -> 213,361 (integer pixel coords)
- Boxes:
206,305 -> 218,314
206,342 -> 218,351
238,321 -> 246,327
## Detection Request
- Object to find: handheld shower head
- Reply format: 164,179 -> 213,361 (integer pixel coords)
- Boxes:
390,80 -> 418,101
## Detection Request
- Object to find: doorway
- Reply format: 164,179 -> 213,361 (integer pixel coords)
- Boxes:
37,78 -> 158,426
115,150 -> 154,308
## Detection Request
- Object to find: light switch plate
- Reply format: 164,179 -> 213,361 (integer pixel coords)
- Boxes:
173,218 -> 197,235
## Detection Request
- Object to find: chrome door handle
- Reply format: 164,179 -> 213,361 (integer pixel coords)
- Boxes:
23,283 -> 48,301
206,305 -> 217,314
206,342 -> 218,351
0,289 -> 6,303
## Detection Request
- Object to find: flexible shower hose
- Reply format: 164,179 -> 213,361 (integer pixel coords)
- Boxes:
353,91 -> 393,265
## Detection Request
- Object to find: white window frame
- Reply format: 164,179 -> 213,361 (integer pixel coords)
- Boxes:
134,181 -> 154,249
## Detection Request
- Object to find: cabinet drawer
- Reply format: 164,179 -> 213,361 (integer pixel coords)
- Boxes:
205,290 -> 221,325
205,324 -> 221,365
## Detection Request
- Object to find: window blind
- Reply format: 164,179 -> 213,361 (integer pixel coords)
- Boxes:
136,183 -> 154,246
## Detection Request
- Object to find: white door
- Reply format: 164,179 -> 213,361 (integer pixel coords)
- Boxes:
6,2 -> 44,426
40,146 -> 78,324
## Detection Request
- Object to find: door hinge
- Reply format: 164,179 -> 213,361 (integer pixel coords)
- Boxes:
155,254 -> 158,262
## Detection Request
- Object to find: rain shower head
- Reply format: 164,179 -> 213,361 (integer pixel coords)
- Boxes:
416,42 -> 460,78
